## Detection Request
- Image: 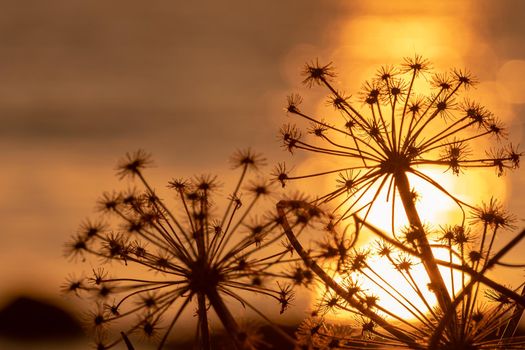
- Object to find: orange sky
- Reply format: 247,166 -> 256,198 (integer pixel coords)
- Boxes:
1,0 -> 524,325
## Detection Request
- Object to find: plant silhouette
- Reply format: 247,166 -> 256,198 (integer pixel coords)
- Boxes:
64,149 -> 299,350
62,55 -> 525,350
276,56 -> 525,349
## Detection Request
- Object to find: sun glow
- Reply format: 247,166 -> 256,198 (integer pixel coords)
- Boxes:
361,168 -> 466,234
310,168 -> 472,321
303,159 -> 507,319
295,0 -> 518,324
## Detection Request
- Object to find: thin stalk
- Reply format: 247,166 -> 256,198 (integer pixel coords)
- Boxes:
394,171 -> 453,316
399,71 -> 416,145
373,101 -> 393,150
429,229 -> 525,348
502,285 -> 525,340
157,297 -> 191,349
206,288 -> 242,350
277,200 -> 423,349
391,96 -> 398,151
197,292 -> 211,350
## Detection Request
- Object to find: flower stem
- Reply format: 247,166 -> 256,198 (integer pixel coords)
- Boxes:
502,284 -> 525,340
277,200 -> 423,349
394,171 -> 453,315
206,288 -> 242,350
197,292 -> 211,350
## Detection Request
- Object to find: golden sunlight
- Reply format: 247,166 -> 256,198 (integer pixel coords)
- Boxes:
310,166 -> 476,321
299,0 -> 516,325
362,169 -> 463,234
497,59 -> 525,104
338,15 -> 467,64
314,248 -> 466,322
361,167 -> 507,234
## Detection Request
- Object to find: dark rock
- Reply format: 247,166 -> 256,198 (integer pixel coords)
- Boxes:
0,296 -> 83,341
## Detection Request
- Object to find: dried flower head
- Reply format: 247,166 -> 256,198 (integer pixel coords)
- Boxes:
278,200 -> 525,349
276,55 -> 525,349
302,60 -> 336,87
281,55 -> 521,226
116,149 -> 153,179
64,150 -> 298,349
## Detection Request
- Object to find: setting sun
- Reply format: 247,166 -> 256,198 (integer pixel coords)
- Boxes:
2,1 -> 524,350
279,46 -> 523,348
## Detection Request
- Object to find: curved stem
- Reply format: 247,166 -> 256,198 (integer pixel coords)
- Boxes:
429,228 -> 525,348
277,200 -> 423,349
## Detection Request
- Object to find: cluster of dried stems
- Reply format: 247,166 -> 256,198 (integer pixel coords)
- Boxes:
64,150 -> 301,350
64,56 -> 525,350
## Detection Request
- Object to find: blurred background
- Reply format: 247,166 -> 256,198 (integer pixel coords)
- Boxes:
1,0 -> 525,348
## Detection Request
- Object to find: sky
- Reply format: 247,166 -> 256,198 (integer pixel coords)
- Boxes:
1,0 -> 525,340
